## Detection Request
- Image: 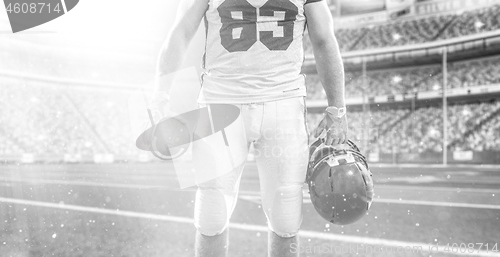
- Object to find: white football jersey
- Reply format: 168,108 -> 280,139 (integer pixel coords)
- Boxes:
199,0 -> 322,104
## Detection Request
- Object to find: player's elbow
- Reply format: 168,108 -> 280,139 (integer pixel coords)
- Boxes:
164,26 -> 192,48
310,34 -> 338,53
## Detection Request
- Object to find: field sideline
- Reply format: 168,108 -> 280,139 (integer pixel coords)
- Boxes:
0,163 -> 499,256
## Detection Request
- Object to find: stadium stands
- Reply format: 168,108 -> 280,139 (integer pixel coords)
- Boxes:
320,4 -> 500,52
306,55 -> 500,99
307,101 -> 500,153
0,78 -> 140,157
2,54 -> 500,158
1,2 -> 500,162
0,39 -> 152,85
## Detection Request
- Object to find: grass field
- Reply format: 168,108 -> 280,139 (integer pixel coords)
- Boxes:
0,162 -> 499,257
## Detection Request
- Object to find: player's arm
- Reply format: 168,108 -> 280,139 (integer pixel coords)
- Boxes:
155,0 -> 209,94
305,1 -> 347,145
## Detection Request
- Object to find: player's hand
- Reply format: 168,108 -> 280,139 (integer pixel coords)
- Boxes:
146,91 -> 191,133
148,91 -> 173,124
313,113 -> 348,146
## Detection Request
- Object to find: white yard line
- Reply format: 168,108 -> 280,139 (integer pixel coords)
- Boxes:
0,177 -> 261,196
373,163 -> 500,170
2,177 -> 499,194
375,184 -> 500,194
373,198 -> 500,210
238,195 -> 500,210
0,197 -> 498,257
1,177 -> 499,208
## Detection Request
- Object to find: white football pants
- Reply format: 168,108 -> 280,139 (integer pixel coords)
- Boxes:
194,96 -> 309,238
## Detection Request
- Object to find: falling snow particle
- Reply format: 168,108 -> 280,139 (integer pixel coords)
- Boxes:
256,232 -> 261,237
325,224 -> 330,228
52,234 -> 57,239
416,223 -> 420,226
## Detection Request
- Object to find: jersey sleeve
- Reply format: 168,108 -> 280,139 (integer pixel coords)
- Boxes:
305,0 -> 324,4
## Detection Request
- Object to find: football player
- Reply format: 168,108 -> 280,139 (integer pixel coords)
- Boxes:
152,0 -> 347,256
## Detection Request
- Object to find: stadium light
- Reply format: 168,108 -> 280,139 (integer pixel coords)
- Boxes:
392,76 -> 402,83
474,21 -> 485,29
429,128 -> 439,137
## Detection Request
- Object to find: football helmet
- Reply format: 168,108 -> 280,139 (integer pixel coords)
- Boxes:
307,139 -> 374,225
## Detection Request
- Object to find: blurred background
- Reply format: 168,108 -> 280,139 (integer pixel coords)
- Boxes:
1,0 -> 500,256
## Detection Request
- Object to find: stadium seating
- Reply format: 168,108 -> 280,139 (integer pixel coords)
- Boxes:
307,101 -> 500,154
2,56 -> 500,157
303,4 -> 500,53
0,40 -> 149,158
0,39 -> 151,85
2,3 -> 500,161
0,78 -> 140,157
306,55 -> 500,100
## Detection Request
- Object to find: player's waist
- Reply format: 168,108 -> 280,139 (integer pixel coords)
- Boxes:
199,74 -> 306,104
